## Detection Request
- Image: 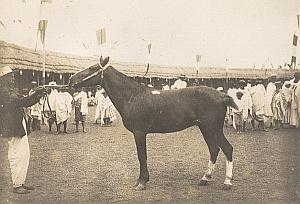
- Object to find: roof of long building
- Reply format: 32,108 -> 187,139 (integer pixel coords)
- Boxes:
0,40 -> 297,79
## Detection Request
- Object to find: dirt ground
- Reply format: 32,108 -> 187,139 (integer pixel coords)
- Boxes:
0,106 -> 299,204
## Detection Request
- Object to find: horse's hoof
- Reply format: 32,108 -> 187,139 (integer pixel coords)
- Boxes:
135,183 -> 146,191
199,179 -> 209,186
223,184 -> 232,190
133,180 -> 139,187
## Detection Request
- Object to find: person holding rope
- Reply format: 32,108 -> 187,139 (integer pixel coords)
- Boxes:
29,81 -> 43,131
0,66 -> 46,194
43,81 -> 59,132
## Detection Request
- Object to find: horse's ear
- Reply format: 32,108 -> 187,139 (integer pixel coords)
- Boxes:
102,56 -> 110,67
99,56 -> 109,67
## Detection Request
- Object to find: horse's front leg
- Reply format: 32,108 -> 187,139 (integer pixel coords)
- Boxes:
133,130 -> 149,190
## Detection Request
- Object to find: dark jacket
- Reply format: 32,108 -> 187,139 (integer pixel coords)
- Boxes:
0,90 -> 43,138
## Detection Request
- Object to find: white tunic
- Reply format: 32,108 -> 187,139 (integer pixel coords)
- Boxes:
265,82 -> 276,117
74,91 -> 88,115
290,80 -> 300,127
55,91 -> 73,124
250,84 -> 266,115
172,79 -> 187,89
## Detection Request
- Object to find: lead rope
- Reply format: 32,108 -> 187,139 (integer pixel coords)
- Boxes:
42,93 -> 58,128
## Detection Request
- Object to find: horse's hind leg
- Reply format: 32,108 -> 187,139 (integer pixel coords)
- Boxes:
216,131 -> 233,189
198,125 -> 220,186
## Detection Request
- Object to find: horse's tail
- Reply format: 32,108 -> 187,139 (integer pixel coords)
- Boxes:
223,94 -> 238,110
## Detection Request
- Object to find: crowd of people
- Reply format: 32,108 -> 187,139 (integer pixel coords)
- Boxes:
221,72 -> 300,133
24,82 -> 117,136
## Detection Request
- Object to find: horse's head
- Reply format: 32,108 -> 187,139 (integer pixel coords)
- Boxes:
69,56 -> 109,87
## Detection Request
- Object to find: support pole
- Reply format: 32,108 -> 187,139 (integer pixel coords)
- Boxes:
42,41 -> 46,85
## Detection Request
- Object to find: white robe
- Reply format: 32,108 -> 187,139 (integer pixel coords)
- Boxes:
7,119 -> 29,187
290,80 -> 300,127
44,89 -> 59,112
237,88 -> 252,120
172,79 -> 187,89
265,82 -> 276,117
94,89 -> 105,122
250,84 -> 266,116
74,91 -> 88,115
55,92 -> 73,124
99,95 -> 116,124
282,81 -> 292,124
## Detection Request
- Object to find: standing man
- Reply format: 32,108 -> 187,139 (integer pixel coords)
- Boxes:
172,74 -> 187,89
29,81 -> 42,131
74,87 -> 88,133
0,66 -> 45,194
249,79 -> 268,131
94,85 -> 105,124
271,81 -> 287,129
265,74 -> 277,128
56,87 -> 73,134
44,81 -> 59,132
237,80 -> 253,131
290,72 -> 300,128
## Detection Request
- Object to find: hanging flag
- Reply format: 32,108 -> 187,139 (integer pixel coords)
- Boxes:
38,20 -> 48,44
0,20 -> 6,28
96,28 -> 106,45
148,43 -> 152,54
293,34 -> 298,46
291,56 -> 296,68
297,15 -> 299,28
196,54 -> 201,62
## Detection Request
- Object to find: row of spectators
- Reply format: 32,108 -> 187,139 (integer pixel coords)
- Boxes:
217,72 -> 300,132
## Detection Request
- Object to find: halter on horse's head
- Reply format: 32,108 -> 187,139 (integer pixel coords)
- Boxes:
69,56 -> 110,87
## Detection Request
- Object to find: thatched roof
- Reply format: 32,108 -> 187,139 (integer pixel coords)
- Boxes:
0,40 -> 296,79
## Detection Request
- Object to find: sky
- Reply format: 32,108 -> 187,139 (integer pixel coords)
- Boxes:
0,0 -> 299,68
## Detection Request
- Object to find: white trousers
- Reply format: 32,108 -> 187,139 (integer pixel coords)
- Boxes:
7,119 -> 30,188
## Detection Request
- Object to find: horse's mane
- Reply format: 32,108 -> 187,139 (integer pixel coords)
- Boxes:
108,66 -> 148,96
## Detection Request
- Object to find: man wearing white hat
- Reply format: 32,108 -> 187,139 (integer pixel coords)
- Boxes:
44,81 -> 59,132
0,66 -> 46,194
172,74 -> 187,89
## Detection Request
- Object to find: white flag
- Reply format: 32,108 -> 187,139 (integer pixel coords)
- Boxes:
96,28 -> 106,45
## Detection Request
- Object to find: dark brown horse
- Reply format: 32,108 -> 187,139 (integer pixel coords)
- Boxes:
69,57 -> 238,190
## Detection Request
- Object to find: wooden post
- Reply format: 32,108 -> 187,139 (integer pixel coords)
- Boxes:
42,42 -> 46,85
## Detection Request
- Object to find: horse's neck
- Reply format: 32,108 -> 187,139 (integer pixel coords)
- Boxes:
102,67 -> 146,114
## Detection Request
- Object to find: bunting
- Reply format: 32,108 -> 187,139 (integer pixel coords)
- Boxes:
196,54 -> 201,62
38,20 -> 48,44
293,34 -> 298,46
148,43 -> 152,54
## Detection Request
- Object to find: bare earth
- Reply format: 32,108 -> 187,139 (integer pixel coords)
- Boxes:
0,106 -> 299,204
